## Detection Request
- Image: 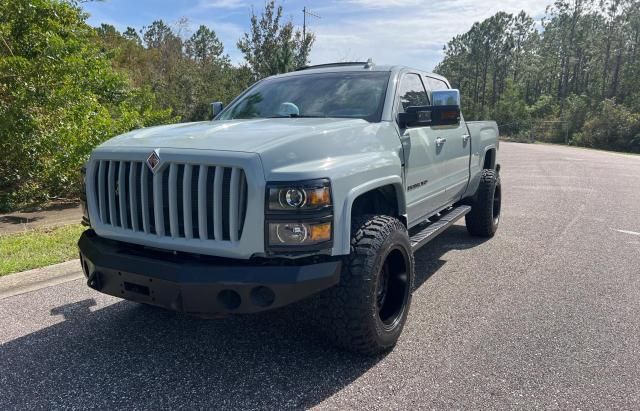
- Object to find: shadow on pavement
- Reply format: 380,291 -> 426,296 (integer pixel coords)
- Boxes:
0,215 -> 43,225
413,224 -> 490,290
0,224 -> 487,409
1,297 -> 381,409
19,201 -> 79,213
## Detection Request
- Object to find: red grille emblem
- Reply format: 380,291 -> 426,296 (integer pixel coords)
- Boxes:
146,151 -> 160,173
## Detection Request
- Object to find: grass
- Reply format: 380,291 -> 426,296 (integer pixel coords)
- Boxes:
0,224 -> 86,276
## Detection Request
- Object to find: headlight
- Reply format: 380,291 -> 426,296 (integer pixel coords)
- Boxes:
267,179 -> 331,211
268,221 -> 332,246
265,179 -> 333,251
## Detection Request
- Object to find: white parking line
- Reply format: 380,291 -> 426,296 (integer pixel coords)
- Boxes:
612,229 -> 640,236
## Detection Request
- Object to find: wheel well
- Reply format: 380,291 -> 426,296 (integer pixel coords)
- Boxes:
483,149 -> 496,170
351,185 -> 405,225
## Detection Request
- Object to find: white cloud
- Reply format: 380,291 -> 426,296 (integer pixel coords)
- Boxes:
310,0 -> 549,70
346,0 -> 423,8
197,0 -> 246,9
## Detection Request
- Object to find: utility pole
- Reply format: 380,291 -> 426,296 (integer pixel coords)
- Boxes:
302,6 -> 320,43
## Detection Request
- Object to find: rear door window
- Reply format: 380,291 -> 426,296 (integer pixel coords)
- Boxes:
425,77 -> 449,91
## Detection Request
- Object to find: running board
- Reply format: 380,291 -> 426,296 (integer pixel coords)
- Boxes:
409,205 -> 471,251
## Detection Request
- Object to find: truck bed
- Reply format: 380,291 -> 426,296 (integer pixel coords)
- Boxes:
466,121 -> 499,147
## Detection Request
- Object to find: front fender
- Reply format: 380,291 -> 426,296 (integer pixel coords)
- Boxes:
264,151 -> 404,256
337,175 -> 405,254
258,122 -> 405,257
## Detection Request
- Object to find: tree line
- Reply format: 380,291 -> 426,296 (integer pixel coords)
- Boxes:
0,0 -> 313,211
2,0 -> 639,212
435,0 -> 640,153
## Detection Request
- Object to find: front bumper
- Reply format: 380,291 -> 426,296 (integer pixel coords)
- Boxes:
78,230 -> 341,314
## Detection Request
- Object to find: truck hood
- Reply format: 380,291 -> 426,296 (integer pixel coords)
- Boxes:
99,118 -> 379,154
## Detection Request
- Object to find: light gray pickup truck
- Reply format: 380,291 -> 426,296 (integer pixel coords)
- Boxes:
78,61 -> 501,354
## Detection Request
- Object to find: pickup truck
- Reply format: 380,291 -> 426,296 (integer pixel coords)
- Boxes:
78,61 -> 501,355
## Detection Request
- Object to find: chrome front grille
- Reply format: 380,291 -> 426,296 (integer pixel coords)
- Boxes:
92,160 -> 248,242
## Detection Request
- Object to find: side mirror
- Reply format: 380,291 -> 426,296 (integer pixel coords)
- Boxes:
431,89 -> 460,107
429,105 -> 460,126
398,89 -> 462,129
211,101 -> 224,119
398,106 -> 432,129
430,89 -> 461,126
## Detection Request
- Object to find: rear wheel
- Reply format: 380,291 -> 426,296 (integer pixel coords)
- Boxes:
317,215 -> 415,355
466,169 -> 501,237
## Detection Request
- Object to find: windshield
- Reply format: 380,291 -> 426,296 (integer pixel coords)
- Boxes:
218,71 -> 390,122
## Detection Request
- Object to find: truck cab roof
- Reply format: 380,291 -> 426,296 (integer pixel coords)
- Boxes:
272,61 -> 449,84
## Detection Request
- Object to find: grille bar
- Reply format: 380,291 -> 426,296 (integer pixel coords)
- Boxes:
213,167 -> 224,241
229,168 -> 240,242
118,162 -> 128,230
107,161 -> 117,226
141,165 -> 150,234
129,162 -> 139,231
98,161 -> 106,223
197,165 -> 208,240
183,164 -> 193,239
153,168 -> 164,236
93,160 -> 248,243
238,171 -> 246,235
168,163 -> 179,237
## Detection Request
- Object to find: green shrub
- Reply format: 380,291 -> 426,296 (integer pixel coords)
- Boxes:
0,0 -> 175,211
575,100 -> 640,153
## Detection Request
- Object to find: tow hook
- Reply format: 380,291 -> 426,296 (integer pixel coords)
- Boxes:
87,271 -> 102,291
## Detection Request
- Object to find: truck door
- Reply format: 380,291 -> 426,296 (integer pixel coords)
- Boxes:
424,76 -> 471,203
397,73 -> 450,226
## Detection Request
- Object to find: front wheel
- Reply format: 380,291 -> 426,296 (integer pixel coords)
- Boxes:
317,215 -> 415,355
465,169 -> 501,237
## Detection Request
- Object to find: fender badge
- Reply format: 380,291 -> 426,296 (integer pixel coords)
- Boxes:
146,151 -> 160,173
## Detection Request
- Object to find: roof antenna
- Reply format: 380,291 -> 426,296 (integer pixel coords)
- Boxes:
364,58 -> 374,69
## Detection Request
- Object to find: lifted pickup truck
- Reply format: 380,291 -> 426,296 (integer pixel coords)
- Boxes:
78,61 -> 501,355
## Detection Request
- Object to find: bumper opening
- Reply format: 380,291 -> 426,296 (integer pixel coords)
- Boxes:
124,281 -> 150,296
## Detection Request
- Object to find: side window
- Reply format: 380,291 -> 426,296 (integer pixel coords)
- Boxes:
425,77 -> 449,91
397,73 -> 429,113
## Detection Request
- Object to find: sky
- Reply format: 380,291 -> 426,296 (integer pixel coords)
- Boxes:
82,0 -> 550,71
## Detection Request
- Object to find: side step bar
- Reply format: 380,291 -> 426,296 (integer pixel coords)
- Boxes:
409,205 -> 471,251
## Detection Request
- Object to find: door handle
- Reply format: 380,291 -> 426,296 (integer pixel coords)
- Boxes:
436,137 -> 447,146
462,134 -> 470,143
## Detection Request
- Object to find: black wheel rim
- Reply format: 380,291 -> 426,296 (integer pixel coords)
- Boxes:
492,182 -> 502,226
376,247 -> 410,328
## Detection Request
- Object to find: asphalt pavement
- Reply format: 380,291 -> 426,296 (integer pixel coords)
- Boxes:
1,142 -> 639,409
0,202 -> 81,234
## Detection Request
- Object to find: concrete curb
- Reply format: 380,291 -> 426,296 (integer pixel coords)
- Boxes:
0,260 -> 83,300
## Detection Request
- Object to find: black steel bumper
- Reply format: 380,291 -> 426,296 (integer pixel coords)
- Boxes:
78,230 -> 341,314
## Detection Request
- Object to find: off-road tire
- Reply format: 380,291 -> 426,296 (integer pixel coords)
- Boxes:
465,169 -> 501,237
317,215 -> 415,355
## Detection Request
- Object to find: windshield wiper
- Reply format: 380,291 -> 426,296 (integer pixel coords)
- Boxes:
267,114 -> 326,118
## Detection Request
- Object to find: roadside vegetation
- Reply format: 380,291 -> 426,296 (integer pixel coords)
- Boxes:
436,0 -> 640,153
0,224 -> 86,276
